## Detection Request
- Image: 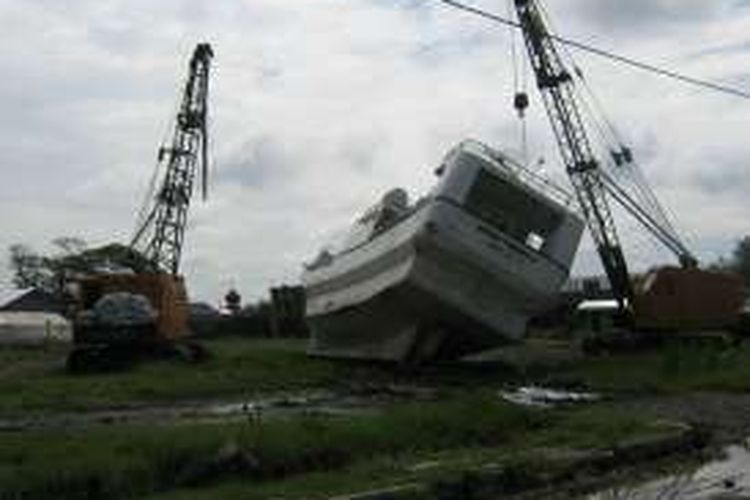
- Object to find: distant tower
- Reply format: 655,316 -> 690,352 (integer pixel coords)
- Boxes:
225,288 -> 241,316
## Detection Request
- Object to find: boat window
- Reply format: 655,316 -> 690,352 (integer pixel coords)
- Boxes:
465,168 -> 562,251
526,232 -> 545,251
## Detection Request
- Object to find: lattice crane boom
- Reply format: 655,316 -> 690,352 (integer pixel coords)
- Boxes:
131,43 -> 213,276
513,0 -> 633,307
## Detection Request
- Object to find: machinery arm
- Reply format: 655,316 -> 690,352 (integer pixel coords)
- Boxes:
599,170 -> 697,268
513,0 -> 633,308
131,43 -> 213,275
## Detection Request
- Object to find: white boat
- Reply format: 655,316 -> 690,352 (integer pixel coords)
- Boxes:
302,140 -> 584,363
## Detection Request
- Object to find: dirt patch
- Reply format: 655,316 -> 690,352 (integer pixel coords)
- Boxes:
590,444 -> 750,499
612,393 -> 750,444
332,426 -> 708,500
0,384 -> 440,432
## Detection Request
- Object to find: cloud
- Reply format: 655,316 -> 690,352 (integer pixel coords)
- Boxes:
548,0 -> 732,35
1,0 -> 749,302
217,136 -> 297,190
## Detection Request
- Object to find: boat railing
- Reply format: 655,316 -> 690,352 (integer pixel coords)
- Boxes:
456,139 -> 575,209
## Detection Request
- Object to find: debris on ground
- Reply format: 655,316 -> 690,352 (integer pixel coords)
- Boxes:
499,386 -> 601,408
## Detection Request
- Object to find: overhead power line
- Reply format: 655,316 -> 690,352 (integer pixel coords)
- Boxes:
437,0 -> 750,101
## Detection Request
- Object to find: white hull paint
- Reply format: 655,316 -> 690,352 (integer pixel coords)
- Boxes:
303,140 -> 584,362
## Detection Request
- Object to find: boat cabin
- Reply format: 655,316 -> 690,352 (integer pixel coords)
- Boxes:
436,140 -> 580,266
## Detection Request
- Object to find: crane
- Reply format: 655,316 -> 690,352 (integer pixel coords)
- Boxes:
512,0 -> 698,307
131,42 -> 214,276
66,43 -> 214,372
511,0 -> 743,332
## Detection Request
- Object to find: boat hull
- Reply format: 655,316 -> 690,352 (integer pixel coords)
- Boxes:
304,199 -> 575,362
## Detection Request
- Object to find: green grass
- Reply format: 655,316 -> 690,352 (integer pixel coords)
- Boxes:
552,341 -> 750,394
0,394 -> 531,499
0,338 -> 355,415
0,336 -> 530,416
4,335 -> 750,416
3,336 -> 744,499
0,392 -> 666,500
145,451 -> 520,500
147,405 -> 667,500
0,336 -> 692,500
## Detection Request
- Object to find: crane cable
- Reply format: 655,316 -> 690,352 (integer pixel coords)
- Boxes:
564,58 -> 685,246
531,0 -> 688,250
436,0 -> 750,101
491,0 -> 694,261
505,0 -> 529,164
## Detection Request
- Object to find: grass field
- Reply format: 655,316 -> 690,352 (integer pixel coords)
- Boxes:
0,392 -> 670,500
3,336 -> 750,416
0,338 -> 355,415
551,341 -> 750,394
2,336 -> 749,499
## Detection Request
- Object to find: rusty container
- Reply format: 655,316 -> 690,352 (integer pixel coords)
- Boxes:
633,266 -> 744,331
76,273 -> 189,341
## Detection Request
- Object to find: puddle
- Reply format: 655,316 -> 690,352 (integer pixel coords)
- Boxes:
0,390 -> 347,431
591,444 -> 750,499
499,386 -> 601,408
206,391 -> 335,416
0,385 -> 437,431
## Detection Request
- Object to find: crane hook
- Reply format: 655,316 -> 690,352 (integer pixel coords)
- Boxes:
514,92 -> 529,118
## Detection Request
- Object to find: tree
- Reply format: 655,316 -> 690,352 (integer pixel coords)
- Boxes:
52,243 -> 154,275
7,240 -> 87,292
51,237 -> 87,256
732,236 -> 750,288
7,239 -> 154,293
8,244 -> 54,290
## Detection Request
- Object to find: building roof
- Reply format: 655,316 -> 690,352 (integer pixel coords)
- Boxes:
189,302 -> 220,317
0,311 -> 70,326
0,288 -> 34,308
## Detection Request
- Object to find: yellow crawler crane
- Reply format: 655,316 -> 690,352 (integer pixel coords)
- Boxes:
67,44 -> 213,372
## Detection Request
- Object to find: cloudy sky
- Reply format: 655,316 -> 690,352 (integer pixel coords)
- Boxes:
1,0 -> 749,305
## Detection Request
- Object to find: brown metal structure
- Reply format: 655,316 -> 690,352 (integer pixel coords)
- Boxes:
633,268 -> 744,331
76,273 -> 189,341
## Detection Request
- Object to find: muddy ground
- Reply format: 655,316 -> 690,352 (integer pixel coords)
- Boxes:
3,338 -> 750,499
4,380 -> 750,445
614,392 -> 750,445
